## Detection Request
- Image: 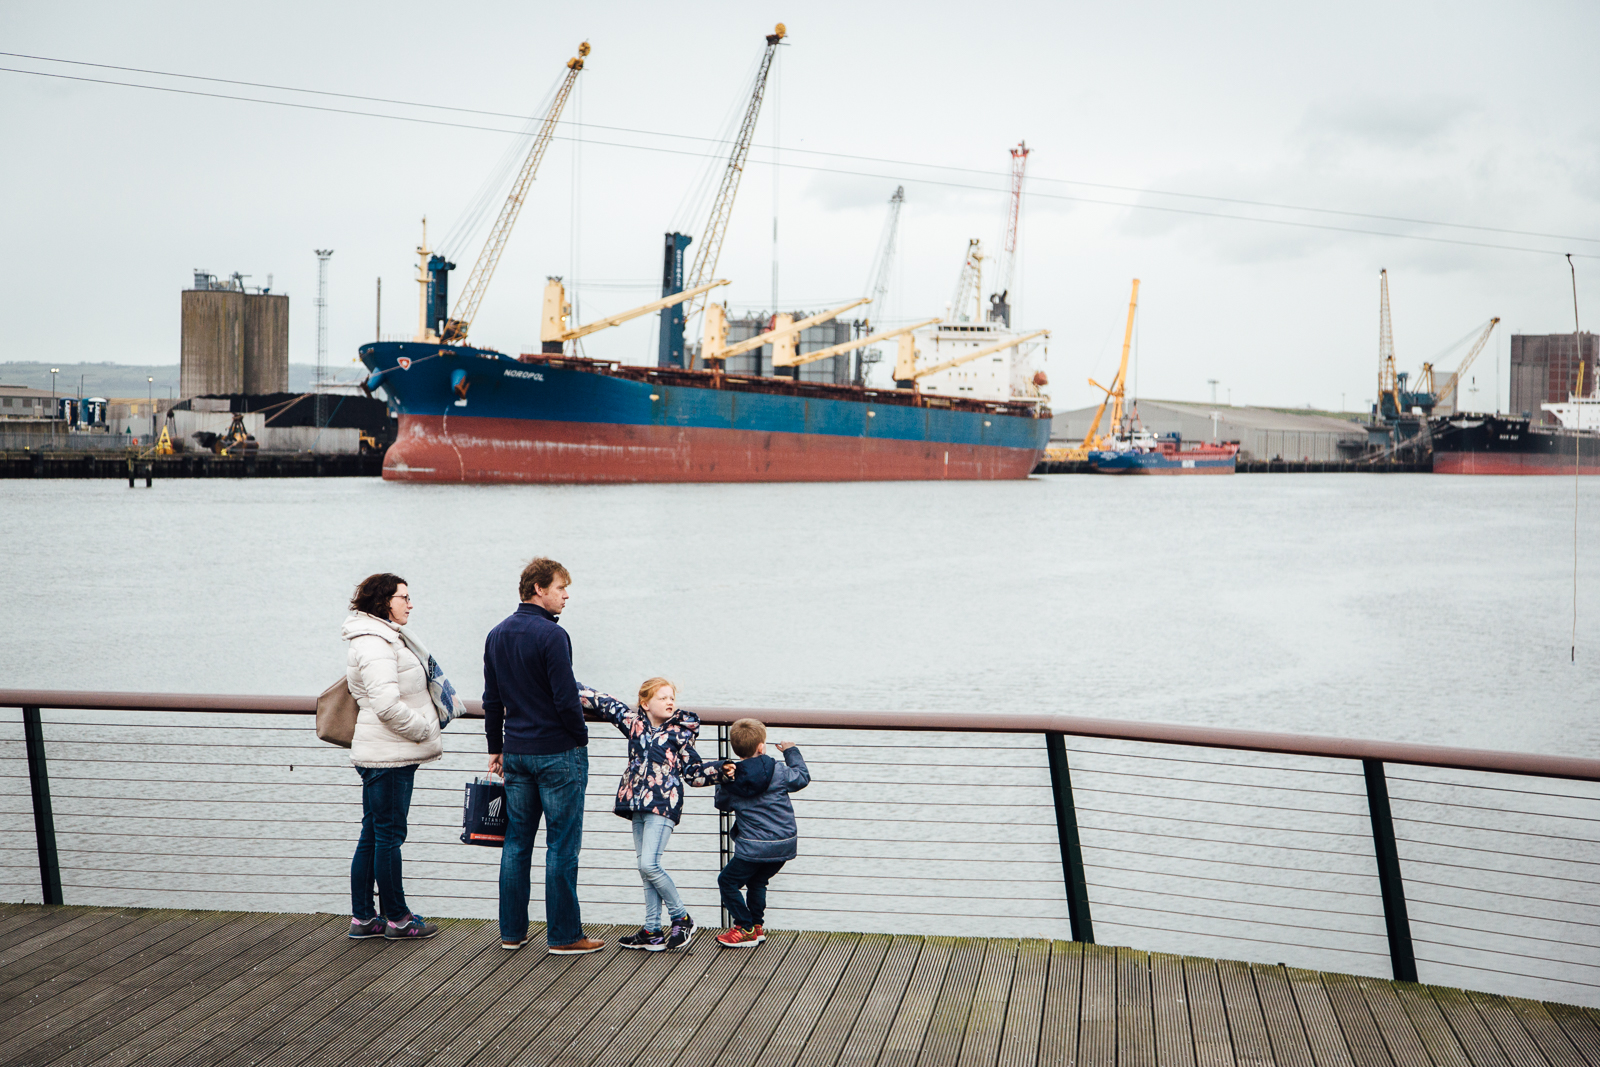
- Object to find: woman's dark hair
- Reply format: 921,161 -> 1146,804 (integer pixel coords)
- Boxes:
350,573 -> 407,620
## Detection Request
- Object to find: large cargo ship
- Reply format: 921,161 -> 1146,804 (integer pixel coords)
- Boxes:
1431,413 -> 1600,475
359,342 -> 1051,483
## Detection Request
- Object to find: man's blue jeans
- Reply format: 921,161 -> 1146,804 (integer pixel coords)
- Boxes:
351,764 -> 417,923
500,747 -> 588,946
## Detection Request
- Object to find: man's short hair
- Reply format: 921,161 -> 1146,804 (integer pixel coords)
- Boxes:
729,718 -> 767,758
519,557 -> 572,601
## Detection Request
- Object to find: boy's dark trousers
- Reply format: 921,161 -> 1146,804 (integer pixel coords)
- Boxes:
718,856 -> 786,928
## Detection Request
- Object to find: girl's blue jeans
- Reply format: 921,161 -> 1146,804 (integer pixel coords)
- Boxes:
351,763 -> 417,923
632,812 -> 686,929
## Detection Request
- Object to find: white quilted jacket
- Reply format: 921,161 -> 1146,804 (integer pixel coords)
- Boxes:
342,612 -> 443,769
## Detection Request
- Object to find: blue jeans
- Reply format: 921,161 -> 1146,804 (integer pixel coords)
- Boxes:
351,764 -> 418,923
632,812 -> 685,929
500,747 -> 588,946
718,855 -> 786,929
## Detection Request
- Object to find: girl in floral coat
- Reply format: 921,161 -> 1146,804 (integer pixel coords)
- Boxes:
583,678 -> 719,951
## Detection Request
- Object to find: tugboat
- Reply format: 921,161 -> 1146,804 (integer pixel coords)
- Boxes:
1088,430 -> 1239,475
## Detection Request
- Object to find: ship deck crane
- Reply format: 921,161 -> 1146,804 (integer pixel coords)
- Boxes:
1075,279 -> 1141,454
683,24 -> 787,362
438,43 -> 589,343
540,278 -> 730,350
988,141 -> 1030,327
906,329 -> 1049,381
703,297 -> 869,365
778,317 -> 941,370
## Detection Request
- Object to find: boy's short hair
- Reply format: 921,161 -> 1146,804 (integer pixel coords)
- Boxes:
519,557 -> 571,601
729,718 -> 767,758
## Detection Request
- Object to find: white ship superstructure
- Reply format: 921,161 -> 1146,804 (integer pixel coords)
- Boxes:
1542,394 -> 1600,430
912,321 -> 1046,402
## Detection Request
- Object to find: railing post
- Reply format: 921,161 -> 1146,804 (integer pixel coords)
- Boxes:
1362,758 -> 1416,982
717,723 -> 731,930
22,706 -> 63,906
1045,732 -> 1094,943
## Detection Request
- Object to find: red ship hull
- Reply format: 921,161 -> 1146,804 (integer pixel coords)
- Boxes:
382,415 -> 1044,483
1433,452 -> 1600,475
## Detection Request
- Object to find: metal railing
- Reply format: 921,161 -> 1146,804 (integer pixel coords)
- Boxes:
1,689 -> 1596,1008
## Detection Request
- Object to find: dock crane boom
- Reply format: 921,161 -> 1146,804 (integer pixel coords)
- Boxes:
863,187 -> 905,327
949,239 -> 984,323
988,141 -> 1030,327
1078,279 -> 1141,452
441,43 -> 589,342
1378,269 -> 1401,419
1431,317 -> 1501,411
682,23 -> 787,347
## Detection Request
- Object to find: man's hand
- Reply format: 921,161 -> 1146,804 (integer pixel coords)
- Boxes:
775,741 -> 794,752
488,754 -> 503,777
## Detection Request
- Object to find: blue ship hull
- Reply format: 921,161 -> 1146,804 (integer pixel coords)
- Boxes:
358,342 -> 1050,483
1087,449 -> 1236,475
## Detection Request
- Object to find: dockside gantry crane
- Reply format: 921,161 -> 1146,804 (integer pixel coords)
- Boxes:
684,24 -> 788,365
949,239 -> 984,323
851,186 -> 905,383
433,43 -> 590,344
1425,317 -> 1501,413
988,141 -> 1030,327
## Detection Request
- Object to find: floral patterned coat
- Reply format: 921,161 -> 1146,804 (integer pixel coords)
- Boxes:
591,693 -> 719,825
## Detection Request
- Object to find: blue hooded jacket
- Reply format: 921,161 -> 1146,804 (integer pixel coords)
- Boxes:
715,747 -> 810,862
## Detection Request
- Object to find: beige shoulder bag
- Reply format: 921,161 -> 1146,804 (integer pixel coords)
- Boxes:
316,677 -> 359,748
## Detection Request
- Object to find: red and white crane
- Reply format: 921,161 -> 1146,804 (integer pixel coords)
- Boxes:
988,140 -> 1030,327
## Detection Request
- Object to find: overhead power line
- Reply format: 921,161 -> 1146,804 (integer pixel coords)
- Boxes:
3,59 -> 1598,261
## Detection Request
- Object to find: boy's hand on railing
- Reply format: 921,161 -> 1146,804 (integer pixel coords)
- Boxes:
775,741 -> 794,752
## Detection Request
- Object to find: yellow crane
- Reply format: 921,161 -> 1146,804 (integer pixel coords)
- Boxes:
1059,279 -> 1139,459
1427,317 -> 1501,413
776,317 -> 942,370
439,43 -> 589,343
702,297 -> 870,366
539,278 -> 730,352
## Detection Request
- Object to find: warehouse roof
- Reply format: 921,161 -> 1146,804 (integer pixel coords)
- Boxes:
1051,398 -> 1367,440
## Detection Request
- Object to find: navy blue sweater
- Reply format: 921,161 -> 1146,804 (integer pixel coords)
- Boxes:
482,603 -> 587,755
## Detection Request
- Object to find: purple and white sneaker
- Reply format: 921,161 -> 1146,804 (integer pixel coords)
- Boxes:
383,915 -> 438,940
349,916 -> 386,939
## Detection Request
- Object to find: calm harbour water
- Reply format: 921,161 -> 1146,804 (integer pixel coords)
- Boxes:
1,474 -> 1596,1004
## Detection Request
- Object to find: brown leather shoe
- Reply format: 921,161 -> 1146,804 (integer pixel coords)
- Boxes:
548,937 -> 605,955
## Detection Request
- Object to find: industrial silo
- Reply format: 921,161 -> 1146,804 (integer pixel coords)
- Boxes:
180,272 -> 289,397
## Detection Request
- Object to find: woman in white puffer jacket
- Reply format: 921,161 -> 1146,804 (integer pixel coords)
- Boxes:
343,572 -> 443,942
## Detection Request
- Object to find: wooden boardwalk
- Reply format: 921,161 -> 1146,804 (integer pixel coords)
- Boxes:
1,904 -> 1597,1067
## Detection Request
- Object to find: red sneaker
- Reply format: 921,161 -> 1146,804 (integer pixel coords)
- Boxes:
716,925 -> 765,947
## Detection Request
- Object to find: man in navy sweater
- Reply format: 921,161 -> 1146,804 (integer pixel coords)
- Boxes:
484,557 -> 603,955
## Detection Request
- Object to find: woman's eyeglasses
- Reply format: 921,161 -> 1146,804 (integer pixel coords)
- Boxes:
391,594 -> 413,603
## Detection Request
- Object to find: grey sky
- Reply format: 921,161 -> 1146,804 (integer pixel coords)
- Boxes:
4,0 -> 1598,414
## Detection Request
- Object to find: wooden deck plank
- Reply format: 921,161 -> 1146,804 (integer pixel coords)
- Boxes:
1505,998 -> 1588,1067
1321,972 -> 1396,1067
78,916 -> 360,1067
1388,983 -> 1473,1067
1544,1002 -> 1600,1067
1078,944 -> 1118,1067
956,938 -> 1017,1067
1184,957 -> 1235,1067
1218,958 -> 1274,1067
749,932 -> 865,1067
0,904 -> 86,953
1354,977 -> 1435,1067
1252,965 -> 1316,1067
0,907 -> 152,981
793,933 -> 892,1067
1425,987 -> 1515,1067
0,910 -> 224,1025
1037,942 -> 1083,1067
1466,990 -> 1557,1067
593,929 -> 787,1067
19,912 -> 320,1067
551,937 -> 747,1067
662,930 -> 806,1067
1119,947 -> 1158,1067
1285,968 -> 1357,1067
1152,954 -> 1196,1067
259,923 -> 507,1067
347,923 -> 605,1067
996,939 -> 1050,1067
878,937 -> 954,1067
207,920 -> 479,1067
707,930 -> 834,1067
833,936 -> 922,1067
0,911 -> 263,1059
0,906 -> 145,969
917,937 -> 986,1067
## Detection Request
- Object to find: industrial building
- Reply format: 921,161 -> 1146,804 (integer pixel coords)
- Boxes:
1051,399 -> 1367,462
1509,332 -> 1597,425
180,271 -> 289,397
720,313 -> 858,383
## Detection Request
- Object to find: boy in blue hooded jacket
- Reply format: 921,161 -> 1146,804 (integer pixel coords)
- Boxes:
714,717 -> 809,946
